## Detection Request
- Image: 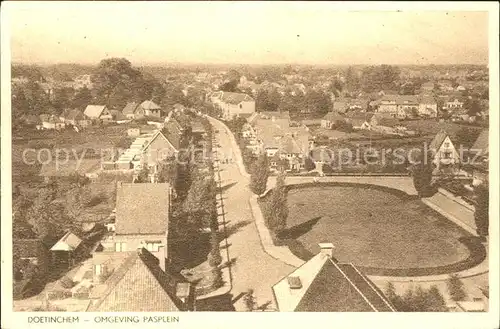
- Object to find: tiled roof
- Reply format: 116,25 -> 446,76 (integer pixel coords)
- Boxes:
39,159 -> 100,177
272,251 -> 395,312
220,92 -> 253,105
380,95 -> 419,105
122,102 -> 139,115
429,130 -> 449,151
322,112 -> 345,122
115,183 -> 170,235
471,129 -> 488,154
87,249 -> 189,312
140,100 -> 161,110
84,105 -> 107,118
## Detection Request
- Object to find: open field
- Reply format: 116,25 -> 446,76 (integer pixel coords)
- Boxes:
260,184 -> 474,271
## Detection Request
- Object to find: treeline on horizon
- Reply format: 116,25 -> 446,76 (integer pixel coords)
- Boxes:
12,61 -> 488,82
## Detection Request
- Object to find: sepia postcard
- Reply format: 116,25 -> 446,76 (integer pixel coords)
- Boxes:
1,1 -> 499,329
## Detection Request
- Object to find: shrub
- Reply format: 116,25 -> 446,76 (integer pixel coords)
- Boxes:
243,289 -> 257,311
59,276 -> 74,289
85,192 -> 108,207
446,274 -> 467,301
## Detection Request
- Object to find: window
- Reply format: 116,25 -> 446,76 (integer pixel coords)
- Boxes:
239,104 -> 243,109
444,142 -> 450,148
115,242 -> 127,252
145,241 -> 161,252
443,152 -> 452,159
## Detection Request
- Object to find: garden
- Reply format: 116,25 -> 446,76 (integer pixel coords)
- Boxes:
259,182 -> 486,277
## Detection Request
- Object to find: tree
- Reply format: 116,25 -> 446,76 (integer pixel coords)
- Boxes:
474,183 -> 489,237
361,65 -> 401,92
134,166 -> 150,183
267,172 -> 288,234
219,80 -> 239,92
304,89 -> 332,115
208,230 -> 222,267
250,153 -> 269,195
256,89 -> 281,112
455,127 -> 481,149
71,86 -> 93,110
390,284 -> 448,312
446,274 -> 467,301
464,98 -> 482,117
412,149 -> 434,197
243,289 -> 257,311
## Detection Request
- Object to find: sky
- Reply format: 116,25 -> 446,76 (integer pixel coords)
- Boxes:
5,2 -> 491,66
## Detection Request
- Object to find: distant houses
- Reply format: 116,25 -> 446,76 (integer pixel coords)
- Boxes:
84,105 -> 113,123
210,91 -> 256,120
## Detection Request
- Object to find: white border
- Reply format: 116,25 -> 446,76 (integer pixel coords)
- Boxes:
1,2 -> 499,329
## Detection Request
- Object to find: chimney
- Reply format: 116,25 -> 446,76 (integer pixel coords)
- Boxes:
318,243 -> 334,258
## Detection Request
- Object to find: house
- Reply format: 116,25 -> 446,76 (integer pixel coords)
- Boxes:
142,131 -> 178,175
211,91 -> 255,120
272,243 -> 396,312
420,81 -> 435,93
101,183 -> 171,266
470,129 -> 489,160
139,100 -> 163,117
50,232 -> 84,268
444,97 -> 464,110
122,102 -> 144,119
344,111 -> 374,130
309,146 -> 335,173
110,110 -> 129,124
428,130 -> 460,170
60,109 -> 91,127
418,95 -> 438,118
396,107 -> 417,120
84,105 -> 112,123
438,80 -> 455,92
39,114 -> 66,130
377,95 -> 419,117
74,74 -> 93,90
163,116 -> 186,150
321,112 -> 345,129
87,248 -> 194,311
271,133 -> 311,172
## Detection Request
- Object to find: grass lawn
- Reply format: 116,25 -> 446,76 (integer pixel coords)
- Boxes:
262,185 -> 472,270
404,119 -> 484,138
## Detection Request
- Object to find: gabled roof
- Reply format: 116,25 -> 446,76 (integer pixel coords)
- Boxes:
278,134 -> 306,154
110,110 -> 128,121
143,130 -> 177,152
418,95 -> 437,104
322,112 -> 345,122
471,129 -> 488,154
115,183 -> 170,235
87,248 -> 189,312
122,102 -> 139,115
50,232 -> 83,251
272,251 -> 395,312
429,130 -> 450,151
140,100 -> 162,111
220,92 -> 254,105
380,95 -> 419,105
84,105 -> 107,118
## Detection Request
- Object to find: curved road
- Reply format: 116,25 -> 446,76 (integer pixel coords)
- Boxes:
209,118 -> 293,311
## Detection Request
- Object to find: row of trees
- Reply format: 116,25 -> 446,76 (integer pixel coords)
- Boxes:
384,282 -> 448,312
